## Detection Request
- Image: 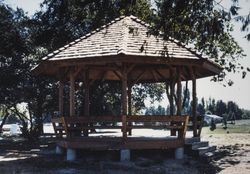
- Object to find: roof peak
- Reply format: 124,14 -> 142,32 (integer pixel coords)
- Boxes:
42,15 -> 150,61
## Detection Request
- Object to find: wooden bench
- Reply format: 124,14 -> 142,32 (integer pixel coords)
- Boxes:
51,117 -> 66,137
126,115 -> 189,138
52,115 -> 189,139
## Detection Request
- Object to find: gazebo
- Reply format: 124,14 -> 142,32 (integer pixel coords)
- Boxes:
33,15 -> 222,161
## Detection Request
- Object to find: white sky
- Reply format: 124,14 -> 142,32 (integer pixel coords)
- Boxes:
5,0 -> 250,109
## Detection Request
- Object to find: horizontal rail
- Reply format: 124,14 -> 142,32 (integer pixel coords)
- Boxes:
127,115 -> 188,122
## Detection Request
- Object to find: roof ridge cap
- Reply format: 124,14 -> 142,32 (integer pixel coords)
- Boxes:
117,17 -> 131,55
128,15 -> 150,28
168,37 -> 205,59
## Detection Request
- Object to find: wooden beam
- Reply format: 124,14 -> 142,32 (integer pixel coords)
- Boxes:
69,72 -> 75,117
189,67 -> 198,137
73,67 -> 83,78
121,64 -> 128,140
83,69 -> 90,137
128,85 -> 132,116
169,67 -> 175,116
176,67 -> 182,115
113,70 -> 123,80
155,69 -> 166,80
127,84 -> 132,136
150,69 -> 158,81
121,65 -> 128,116
127,64 -> 136,73
84,70 -> 90,117
58,80 -> 64,116
131,70 -> 147,85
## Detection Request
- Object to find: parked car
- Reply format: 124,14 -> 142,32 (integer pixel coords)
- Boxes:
203,114 -> 223,126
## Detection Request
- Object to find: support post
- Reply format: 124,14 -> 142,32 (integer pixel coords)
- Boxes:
84,69 -> 90,136
169,67 -> 176,136
69,72 -> 75,117
127,84 -> 132,136
191,68 -> 198,137
58,80 -> 64,137
170,80 -> 175,115
169,67 -> 175,116
67,148 -> 76,161
121,64 -> 128,140
176,68 -> 182,116
59,80 -> 64,116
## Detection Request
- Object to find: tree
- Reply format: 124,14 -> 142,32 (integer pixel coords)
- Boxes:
0,2 -> 58,139
154,0 -> 247,84
145,105 -> 166,115
207,98 -> 216,114
215,100 -> 227,116
0,3 -> 31,132
229,0 -> 250,41
227,101 -> 242,120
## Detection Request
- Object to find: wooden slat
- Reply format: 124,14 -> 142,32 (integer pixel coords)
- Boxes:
57,137 -> 184,150
128,125 -> 183,129
127,115 -> 188,122
66,126 -> 122,130
52,117 -> 64,123
64,116 -> 122,123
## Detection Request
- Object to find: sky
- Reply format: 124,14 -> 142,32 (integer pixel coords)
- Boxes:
4,0 -> 250,109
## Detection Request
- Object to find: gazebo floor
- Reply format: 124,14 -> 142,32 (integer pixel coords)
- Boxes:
57,136 -> 184,150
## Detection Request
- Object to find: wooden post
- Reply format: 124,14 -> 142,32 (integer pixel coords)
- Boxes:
127,84 -> 132,136
128,85 -> 132,116
176,67 -> 182,116
121,65 -> 128,140
84,69 -> 90,136
191,68 -> 198,137
69,72 -> 75,117
84,70 -> 90,117
169,67 -> 176,136
170,80 -> 175,115
59,80 -> 64,116
168,67 -> 175,116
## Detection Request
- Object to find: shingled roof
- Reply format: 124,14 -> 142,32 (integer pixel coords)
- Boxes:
34,15 -> 222,81
42,15 -> 207,61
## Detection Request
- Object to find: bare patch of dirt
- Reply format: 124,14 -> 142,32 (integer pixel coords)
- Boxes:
201,133 -> 250,174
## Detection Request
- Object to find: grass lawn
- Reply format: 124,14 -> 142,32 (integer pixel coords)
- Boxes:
202,119 -> 250,134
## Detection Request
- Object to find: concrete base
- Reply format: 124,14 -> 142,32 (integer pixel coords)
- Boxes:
120,149 -> 130,161
56,146 -> 64,155
175,147 -> 184,159
67,148 -> 76,161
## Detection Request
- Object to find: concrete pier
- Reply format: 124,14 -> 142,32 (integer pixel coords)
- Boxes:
120,149 -> 130,161
67,148 -> 76,161
56,146 -> 64,155
175,147 -> 184,159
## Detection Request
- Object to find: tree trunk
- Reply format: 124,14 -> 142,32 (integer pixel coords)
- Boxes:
0,108 -> 9,133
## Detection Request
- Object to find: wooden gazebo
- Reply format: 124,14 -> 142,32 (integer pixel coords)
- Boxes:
33,15 -> 222,161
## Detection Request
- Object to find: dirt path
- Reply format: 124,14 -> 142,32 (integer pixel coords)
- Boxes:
0,130 -> 250,173
202,133 -> 250,174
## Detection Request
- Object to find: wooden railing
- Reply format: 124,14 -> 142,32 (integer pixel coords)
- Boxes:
52,115 -> 189,139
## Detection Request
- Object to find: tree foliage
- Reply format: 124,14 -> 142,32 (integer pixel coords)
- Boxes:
0,0 -> 249,140
154,0 -> 247,84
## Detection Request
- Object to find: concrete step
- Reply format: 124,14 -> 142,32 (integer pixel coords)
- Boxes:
191,141 -> 209,150
185,137 -> 200,144
196,146 -> 216,156
200,151 -> 215,162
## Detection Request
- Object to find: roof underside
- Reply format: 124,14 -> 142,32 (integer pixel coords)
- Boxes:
33,15 -> 222,82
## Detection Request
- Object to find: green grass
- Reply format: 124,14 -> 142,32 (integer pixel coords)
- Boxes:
202,119 -> 250,134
